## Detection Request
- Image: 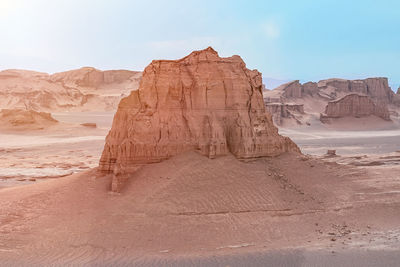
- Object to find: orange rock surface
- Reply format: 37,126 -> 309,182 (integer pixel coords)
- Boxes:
99,47 -> 300,188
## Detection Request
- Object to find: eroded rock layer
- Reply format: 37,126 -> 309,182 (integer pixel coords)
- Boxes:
320,94 -> 391,122
99,47 -> 300,175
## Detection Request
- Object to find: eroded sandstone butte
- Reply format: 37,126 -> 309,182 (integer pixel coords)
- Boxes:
99,47 -> 300,187
320,94 -> 391,123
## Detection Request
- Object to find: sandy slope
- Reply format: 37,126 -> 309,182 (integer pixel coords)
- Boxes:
1,151 -> 399,265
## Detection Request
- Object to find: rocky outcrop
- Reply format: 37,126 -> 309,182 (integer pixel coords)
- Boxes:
302,82 -> 318,96
266,103 -> 304,126
266,77 -> 396,105
318,78 -> 394,104
0,68 -> 141,112
99,47 -> 300,191
320,94 -> 391,123
50,67 -> 141,90
278,80 -> 303,98
0,109 -> 58,129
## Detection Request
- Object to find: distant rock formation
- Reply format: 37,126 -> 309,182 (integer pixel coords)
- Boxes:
279,80 -> 303,98
271,77 -> 395,105
320,94 -> 391,123
264,77 -> 400,126
0,68 -> 141,112
266,103 -> 305,126
394,88 -> 400,106
50,67 -> 140,90
99,47 -> 300,191
0,109 -> 58,129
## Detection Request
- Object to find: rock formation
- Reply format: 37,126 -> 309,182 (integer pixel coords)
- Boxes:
50,67 -> 140,91
264,77 -> 399,126
265,103 -> 305,126
99,47 -> 300,191
0,68 -> 141,112
0,109 -> 58,129
394,89 -> 400,106
266,77 -> 396,105
278,80 -> 303,98
320,94 -> 391,123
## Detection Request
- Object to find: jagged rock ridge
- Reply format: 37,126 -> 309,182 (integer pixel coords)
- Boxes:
99,47 -> 300,190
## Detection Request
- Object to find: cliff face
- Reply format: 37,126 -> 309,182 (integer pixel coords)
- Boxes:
320,94 -> 391,122
99,47 -> 300,187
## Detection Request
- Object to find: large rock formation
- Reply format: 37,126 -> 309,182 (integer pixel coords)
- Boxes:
0,68 -> 141,112
320,94 -> 391,123
99,47 -> 300,191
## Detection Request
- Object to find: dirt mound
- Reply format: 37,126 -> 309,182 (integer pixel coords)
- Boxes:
0,109 -> 58,130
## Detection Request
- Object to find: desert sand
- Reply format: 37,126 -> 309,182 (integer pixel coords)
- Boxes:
1,48 -> 400,266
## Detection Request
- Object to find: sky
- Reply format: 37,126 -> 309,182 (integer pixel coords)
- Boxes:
1,0 -> 399,90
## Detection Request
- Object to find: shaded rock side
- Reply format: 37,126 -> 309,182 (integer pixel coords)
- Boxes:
99,47 -> 300,174
320,94 -> 391,123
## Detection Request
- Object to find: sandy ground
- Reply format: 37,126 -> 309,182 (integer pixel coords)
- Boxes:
0,151 -> 399,265
0,113 -> 400,266
0,112 -> 113,189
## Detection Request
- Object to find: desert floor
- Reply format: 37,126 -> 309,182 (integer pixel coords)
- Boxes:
1,114 -> 400,266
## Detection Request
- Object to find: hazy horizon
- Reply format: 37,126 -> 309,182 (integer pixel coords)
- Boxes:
1,0 -> 399,90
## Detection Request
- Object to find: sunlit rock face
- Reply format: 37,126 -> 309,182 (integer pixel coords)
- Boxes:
99,47 -> 300,180
320,94 -> 391,122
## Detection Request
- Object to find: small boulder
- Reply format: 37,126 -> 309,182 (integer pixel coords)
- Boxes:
81,123 -> 97,128
327,150 -> 336,156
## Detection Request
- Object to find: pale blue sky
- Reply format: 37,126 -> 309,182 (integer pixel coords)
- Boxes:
1,0 -> 399,89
